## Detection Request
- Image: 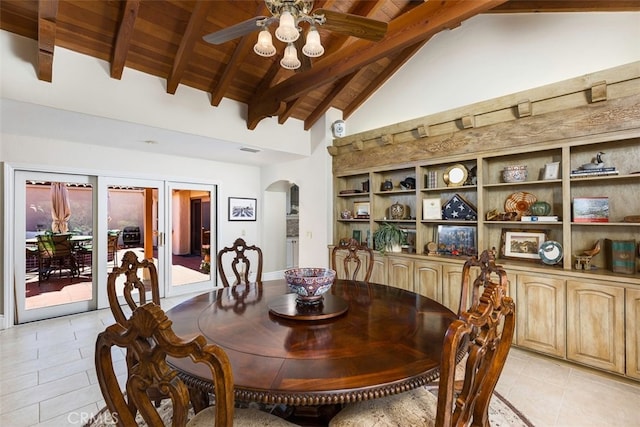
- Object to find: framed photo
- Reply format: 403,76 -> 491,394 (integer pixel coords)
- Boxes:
501,229 -> 547,260
353,201 -> 370,218
352,229 -> 362,244
228,197 -> 256,221
436,225 -> 476,256
572,197 -> 609,222
422,197 -> 441,220
543,162 -> 560,180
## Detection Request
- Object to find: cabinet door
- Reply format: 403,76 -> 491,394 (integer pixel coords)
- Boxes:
387,256 -> 413,291
626,288 -> 640,380
414,260 -> 442,301
516,274 -> 566,357
371,254 -> 387,285
442,265 -> 463,313
566,280 -> 625,374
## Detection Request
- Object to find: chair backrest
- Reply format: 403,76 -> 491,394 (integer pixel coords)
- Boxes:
37,233 -> 73,258
216,238 -> 263,287
436,249 -> 515,426
95,302 -> 234,427
107,250 -> 160,326
331,238 -> 374,281
457,249 -> 499,316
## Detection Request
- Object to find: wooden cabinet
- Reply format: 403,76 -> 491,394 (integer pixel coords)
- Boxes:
387,256 -> 413,291
370,254 -> 387,285
330,74 -> 640,380
626,288 -> 640,380
414,259 -> 442,301
516,274 -> 566,357
566,280 -> 625,374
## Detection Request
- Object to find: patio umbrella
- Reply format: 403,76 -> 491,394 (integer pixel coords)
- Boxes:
51,182 -> 71,233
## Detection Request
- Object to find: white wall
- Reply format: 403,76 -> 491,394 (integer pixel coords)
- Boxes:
348,12 -> 640,134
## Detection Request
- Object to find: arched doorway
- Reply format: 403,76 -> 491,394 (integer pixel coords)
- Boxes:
263,180 -> 299,272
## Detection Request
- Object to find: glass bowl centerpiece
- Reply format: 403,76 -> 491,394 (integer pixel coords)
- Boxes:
285,267 -> 336,305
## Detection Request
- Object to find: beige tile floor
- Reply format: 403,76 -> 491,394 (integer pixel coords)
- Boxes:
1,293 -> 639,427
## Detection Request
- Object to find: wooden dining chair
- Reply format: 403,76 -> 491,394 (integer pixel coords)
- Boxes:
331,238 -> 374,282
107,250 -> 161,325
217,238 -> 263,287
329,249 -> 515,427
95,302 -> 299,427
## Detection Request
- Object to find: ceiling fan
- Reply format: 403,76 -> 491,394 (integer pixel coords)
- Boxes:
202,0 -> 388,70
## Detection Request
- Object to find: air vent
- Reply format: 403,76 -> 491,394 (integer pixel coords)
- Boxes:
240,147 -> 261,153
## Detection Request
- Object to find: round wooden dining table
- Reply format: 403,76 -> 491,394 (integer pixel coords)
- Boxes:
166,279 -> 457,407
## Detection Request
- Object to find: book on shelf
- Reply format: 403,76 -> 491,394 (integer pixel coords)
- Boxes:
570,167 -> 618,177
521,215 -> 559,222
604,239 -> 637,274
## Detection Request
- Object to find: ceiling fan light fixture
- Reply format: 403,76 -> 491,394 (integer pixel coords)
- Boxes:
302,26 -> 324,57
254,28 -> 276,57
275,10 -> 299,42
280,43 -> 301,70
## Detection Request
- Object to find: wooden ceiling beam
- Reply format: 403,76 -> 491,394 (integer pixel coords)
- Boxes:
111,0 -> 140,80
167,0 -> 213,94
210,34 -> 254,106
37,0 -> 58,82
210,3 -> 266,106
304,72 -> 358,130
343,39 -> 427,120
247,0 -> 508,129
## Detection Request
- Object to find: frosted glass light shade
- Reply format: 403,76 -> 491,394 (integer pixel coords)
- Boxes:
275,11 -> 299,42
302,27 -> 324,57
280,43 -> 301,70
254,29 -> 276,57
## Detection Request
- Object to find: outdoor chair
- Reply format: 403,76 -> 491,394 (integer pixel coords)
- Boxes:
95,302 -> 298,426
217,238 -> 263,287
331,238 -> 374,282
36,233 -> 79,284
329,249 -> 515,427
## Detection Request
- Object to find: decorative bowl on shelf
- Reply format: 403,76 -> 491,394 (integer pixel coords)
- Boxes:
285,268 -> 336,305
502,165 -> 528,183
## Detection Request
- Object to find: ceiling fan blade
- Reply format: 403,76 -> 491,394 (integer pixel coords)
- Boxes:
315,9 -> 388,42
202,16 -> 268,45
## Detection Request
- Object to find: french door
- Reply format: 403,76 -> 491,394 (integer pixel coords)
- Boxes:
14,171 -> 97,323
11,172 -> 216,324
165,181 -> 216,297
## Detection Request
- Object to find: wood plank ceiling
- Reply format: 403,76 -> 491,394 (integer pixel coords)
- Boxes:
1,1 -> 637,130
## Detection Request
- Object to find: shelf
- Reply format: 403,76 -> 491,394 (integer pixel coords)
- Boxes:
333,133 -> 639,280
483,179 -> 561,188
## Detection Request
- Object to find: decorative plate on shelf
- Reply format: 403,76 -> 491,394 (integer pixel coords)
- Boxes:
539,240 -> 563,265
504,192 -> 537,219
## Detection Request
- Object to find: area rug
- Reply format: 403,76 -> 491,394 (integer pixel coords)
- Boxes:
85,388 -> 534,427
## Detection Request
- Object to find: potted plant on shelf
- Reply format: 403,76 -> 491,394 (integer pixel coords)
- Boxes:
373,222 -> 406,254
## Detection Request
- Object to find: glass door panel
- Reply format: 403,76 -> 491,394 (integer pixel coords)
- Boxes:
15,171 -> 96,323
166,182 -> 216,296
101,178 -> 164,307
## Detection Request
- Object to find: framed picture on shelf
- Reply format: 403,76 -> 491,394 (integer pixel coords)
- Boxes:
543,162 -> 560,180
228,197 -> 257,221
353,201 -> 370,218
436,225 -> 476,256
500,229 -> 547,260
352,229 -> 362,244
572,197 -> 609,222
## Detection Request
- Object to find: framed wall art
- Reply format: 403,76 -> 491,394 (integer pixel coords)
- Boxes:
436,225 -> 476,256
501,229 -> 547,260
228,197 -> 257,221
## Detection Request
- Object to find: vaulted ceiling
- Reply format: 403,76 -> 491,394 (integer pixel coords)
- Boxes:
1,0 -> 637,131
